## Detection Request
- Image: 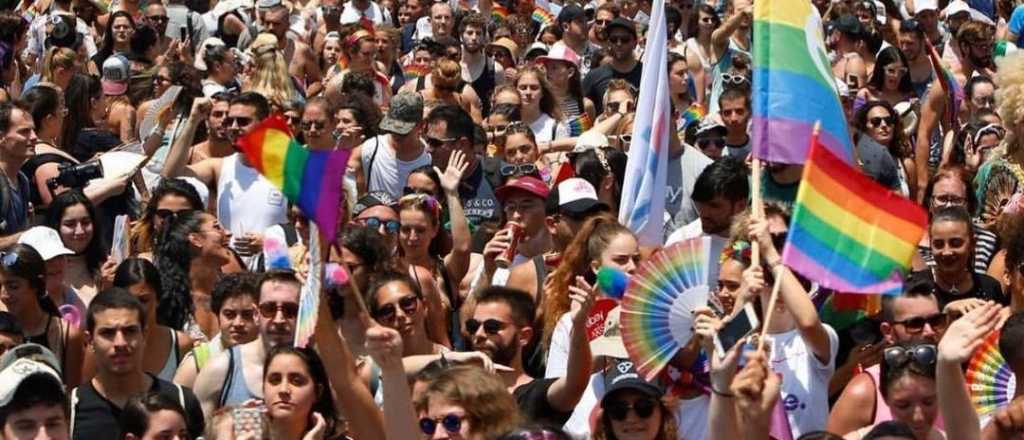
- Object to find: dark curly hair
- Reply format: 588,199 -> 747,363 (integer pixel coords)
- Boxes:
43,190 -> 106,276
152,210 -> 205,329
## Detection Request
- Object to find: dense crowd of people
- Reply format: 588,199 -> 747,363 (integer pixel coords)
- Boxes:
0,0 -> 1023,438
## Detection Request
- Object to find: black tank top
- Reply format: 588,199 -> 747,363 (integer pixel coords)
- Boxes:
20,149 -> 75,207
470,59 -> 497,116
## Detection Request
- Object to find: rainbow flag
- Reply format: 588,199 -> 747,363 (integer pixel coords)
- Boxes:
237,114 -> 350,243
752,0 -> 853,165
532,6 -> 555,27
680,104 -> 705,130
567,113 -> 593,136
781,135 -> 927,294
294,222 -> 322,348
403,63 -> 431,82
492,4 -> 509,22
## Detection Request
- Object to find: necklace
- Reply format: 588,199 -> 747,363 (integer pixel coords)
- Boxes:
931,267 -> 966,295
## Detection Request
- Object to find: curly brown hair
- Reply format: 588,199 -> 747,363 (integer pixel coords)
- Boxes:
414,365 -> 521,439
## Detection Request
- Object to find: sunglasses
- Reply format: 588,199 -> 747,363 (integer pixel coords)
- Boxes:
258,301 -> 299,319
301,120 -> 328,131
885,66 -> 908,76
611,134 -> 633,144
722,73 -> 749,86
699,16 -> 715,24
603,397 -> 658,421
146,15 -> 169,22
225,116 -> 254,127
697,137 -> 725,149
424,136 -> 459,149
373,295 -> 419,321
868,116 -> 895,127
595,19 -> 611,25
357,216 -> 400,234
891,313 -> 948,333
608,36 -> 634,45
465,318 -> 507,335
403,186 -> 434,196
419,414 -> 464,435
883,344 -> 937,368
500,163 -> 538,177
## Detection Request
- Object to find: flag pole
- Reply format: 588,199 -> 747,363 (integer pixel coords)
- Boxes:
751,159 -> 763,268
755,122 -> 821,352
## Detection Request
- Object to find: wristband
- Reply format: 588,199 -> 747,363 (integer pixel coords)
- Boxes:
710,385 -> 734,398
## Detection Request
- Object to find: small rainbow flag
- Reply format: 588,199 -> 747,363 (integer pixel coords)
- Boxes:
567,113 -> 593,136
294,222 -> 322,348
679,104 -> 705,130
752,0 -> 853,164
403,63 -> 431,82
781,134 -> 927,294
237,114 -> 351,243
532,6 -> 555,27
492,4 -> 509,22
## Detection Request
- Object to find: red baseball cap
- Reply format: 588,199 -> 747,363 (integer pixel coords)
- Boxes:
496,176 -> 550,202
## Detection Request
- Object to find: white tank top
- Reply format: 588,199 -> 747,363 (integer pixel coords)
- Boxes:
217,154 -> 288,264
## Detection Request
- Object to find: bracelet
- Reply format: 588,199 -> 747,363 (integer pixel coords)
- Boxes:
710,385 -> 734,398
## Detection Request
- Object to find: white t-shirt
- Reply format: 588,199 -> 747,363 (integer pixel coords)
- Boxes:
545,312 -> 573,378
359,135 -> 432,199
340,0 -> 390,25
216,154 -> 289,267
675,395 -> 710,440
666,218 -> 705,245
529,112 -> 570,144
765,325 -> 840,439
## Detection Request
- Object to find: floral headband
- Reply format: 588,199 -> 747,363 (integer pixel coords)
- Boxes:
720,240 -> 752,265
399,193 -> 443,220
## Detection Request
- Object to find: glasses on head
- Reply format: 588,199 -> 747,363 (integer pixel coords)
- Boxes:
424,135 -> 460,149
356,216 -> 400,234
603,397 -> 658,421
419,414 -> 464,436
465,318 -> 507,335
373,295 -> 419,322
500,163 -> 538,177
883,344 -> 938,368
697,137 -> 726,149
891,313 -> 948,333
257,301 -> 299,319
868,116 -> 895,127
722,73 -> 750,86
900,19 -> 922,33
225,116 -> 254,127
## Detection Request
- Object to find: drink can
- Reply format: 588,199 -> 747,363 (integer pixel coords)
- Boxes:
496,222 -> 523,268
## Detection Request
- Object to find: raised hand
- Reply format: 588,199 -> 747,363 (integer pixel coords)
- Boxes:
569,275 -> 599,328
938,301 -> 1002,365
365,325 -> 404,370
436,149 -> 469,195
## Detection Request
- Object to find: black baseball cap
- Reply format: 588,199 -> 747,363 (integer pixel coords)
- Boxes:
557,4 -> 585,24
833,14 -> 864,39
605,17 -> 637,35
601,358 -> 663,406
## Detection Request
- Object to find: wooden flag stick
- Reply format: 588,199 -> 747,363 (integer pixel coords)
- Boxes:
756,266 -> 785,353
751,158 -> 763,268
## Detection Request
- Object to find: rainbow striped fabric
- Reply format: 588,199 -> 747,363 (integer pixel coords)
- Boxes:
532,6 -> 555,26
751,0 -> 853,164
781,137 -> 927,294
567,113 -> 593,136
294,222 -> 322,348
403,63 -> 431,82
237,115 -> 350,243
492,4 -> 509,22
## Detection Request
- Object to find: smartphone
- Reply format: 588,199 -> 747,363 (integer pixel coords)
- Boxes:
233,407 -> 264,438
714,303 -> 760,356
179,25 -> 187,41
846,73 -> 859,90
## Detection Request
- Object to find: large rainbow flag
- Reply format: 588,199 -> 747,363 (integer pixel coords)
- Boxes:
752,0 -> 853,164
237,115 -> 350,243
781,136 -> 927,294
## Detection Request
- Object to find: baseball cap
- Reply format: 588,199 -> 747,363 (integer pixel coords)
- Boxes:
557,4 -> 585,24
379,92 -> 423,136
353,191 -> 398,216
524,42 -> 549,59
833,14 -> 864,38
569,131 -> 611,158
942,0 -> 969,16
0,344 -> 64,407
590,306 -> 628,358
101,55 -> 130,96
17,227 -> 73,261
605,17 -> 636,35
695,119 -> 727,138
601,357 -> 663,405
257,0 -> 282,9
550,178 -> 609,217
496,176 -> 550,202
537,42 -> 581,68
914,0 -> 938,13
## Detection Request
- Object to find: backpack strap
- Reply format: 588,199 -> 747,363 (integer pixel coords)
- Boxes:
365,136 -> 380,184
218,347 -> 236,408
69,386 -> 80,438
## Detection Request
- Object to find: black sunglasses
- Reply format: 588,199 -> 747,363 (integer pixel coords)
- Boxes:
424,136 -> 460,149
419,414 -> 463,435
500,163 -> 538,177
257,301 -> 299,319
883,344 -> 937,368
373,295 -> 419,321
868,116 -> 895,127
465,318 -> 507,335
697,138 -> 725,149
890,313 -> 948,333
358,216 -> 400,234
603,397 -> 658,421
225,116 -> 254,127
403,186 -> 434,196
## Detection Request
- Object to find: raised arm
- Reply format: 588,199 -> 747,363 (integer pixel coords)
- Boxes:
547,276 -> 595,411
365,325 -> 419,440
440,150 -> 472,290
914,78 -> 945,203
160,98 -> 216,185
711,0 -> 751,59
936,301 -> 1002,440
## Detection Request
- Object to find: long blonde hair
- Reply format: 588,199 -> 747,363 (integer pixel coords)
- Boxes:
42,47 -> 76,84
246,33 -> 299,109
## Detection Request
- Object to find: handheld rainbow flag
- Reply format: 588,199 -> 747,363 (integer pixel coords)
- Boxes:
679,104 -> 705,130
237,114 -> 351,243
619,0 -> 670,246
403,63 -> 431,82
532,6 -> 555,26
752,0 -> 853,164
492,4 -> 509,22
567,113 -> 593,136
781,134 -> 927,294
294,223 -> 322,348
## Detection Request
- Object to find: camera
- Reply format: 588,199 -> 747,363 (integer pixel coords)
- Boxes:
47,162 -> 104,192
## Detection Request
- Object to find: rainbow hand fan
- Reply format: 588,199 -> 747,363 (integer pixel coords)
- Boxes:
966,330 -> 1016,418
294,223 -> 323,348
621,237 -> 724,381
